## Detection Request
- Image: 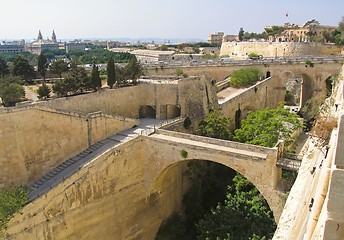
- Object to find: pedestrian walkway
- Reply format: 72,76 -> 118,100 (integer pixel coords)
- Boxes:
28,118 -> 180,201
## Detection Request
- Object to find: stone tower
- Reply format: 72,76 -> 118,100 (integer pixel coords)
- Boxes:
37,30 -> 43,41
52,30 -> 57,43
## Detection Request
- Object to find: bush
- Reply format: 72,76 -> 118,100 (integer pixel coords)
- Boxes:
230,68 -> 264,87
0,186 -> 30,232
248,52 -> 259,59
184,117 -> 192,129
0,83 -> 25,107
37,84 -> 50,99
180,150 -> 188,159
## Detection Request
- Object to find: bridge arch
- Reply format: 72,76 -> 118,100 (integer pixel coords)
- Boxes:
148,159 -> 279,221
300,73 -> 315,109
144,133 -> 286,222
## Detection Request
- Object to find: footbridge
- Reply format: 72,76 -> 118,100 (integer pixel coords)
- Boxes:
144,128 -> 286,221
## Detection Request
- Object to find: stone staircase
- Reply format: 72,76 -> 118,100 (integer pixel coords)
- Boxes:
28,138 -> 118,200
27,118 -> 181,201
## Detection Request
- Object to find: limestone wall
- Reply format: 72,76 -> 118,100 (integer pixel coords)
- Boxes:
5,137 -> 190,240
273,64 -> 344,239
0,106 -> 139,187
220,76 -> 283,128
178,76 -> 218,118
220,42 -> 341,60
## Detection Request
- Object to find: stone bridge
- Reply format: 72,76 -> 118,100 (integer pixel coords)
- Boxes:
145,129 -> 286,221
5,119 -> 288,239
147,60 -> 342,108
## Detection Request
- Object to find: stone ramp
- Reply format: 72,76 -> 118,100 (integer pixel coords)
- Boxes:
28,118 -> 181,201
28,138 -> 121,200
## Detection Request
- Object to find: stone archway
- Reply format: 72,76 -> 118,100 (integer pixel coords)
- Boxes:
144,141 -> 285,224
139,105 -> 156,118
266,71 -> 271,78
300,73 -> 315,109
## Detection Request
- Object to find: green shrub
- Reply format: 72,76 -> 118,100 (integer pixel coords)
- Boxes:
0,186 -> 30,232
183,117 -> 192,129
180,149 -> 188,159
37,84 -> 50,99
230,68 -> 264,87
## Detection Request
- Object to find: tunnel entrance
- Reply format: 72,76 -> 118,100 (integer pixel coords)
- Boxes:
266,71 -> 271,78
139,105 -> 156,118
159,104 -> 181,119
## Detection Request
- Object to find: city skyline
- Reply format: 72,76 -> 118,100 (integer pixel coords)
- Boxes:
1,0 -> 343,41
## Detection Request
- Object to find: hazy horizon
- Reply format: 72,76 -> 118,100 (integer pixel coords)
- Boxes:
1,0 -> 343,41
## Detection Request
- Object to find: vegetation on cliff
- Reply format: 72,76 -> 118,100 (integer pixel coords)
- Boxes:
0,186 -> 30,233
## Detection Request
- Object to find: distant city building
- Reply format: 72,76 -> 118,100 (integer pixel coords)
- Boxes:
25,30 -> 63,54
208,32 -> 224,44
0,40 -> 25,54
65,41 -> 86,53
267,23 -> 337,42
223,35 -> 238,42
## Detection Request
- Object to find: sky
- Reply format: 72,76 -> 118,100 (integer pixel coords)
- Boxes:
0,0 -> 343,41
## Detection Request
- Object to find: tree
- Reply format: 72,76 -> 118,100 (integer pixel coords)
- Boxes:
50,60 -> 69,79
52,79 -> 68,97
90,60 -> 101,91
159,44 -> 168,51
197,110 -> 232,140
229,68 -> 264,87
12,55 -> 36,83
238,27 -> 245,41
304,19 -> 320,42
37,84 -> 50,99
107,56 -> 116,88
196,174 -> 276,240
37,52 -> 48,82
0,82 -> 25,107
177,43 -> 188,51
52,64 -> 89,96
234,103 -> 302,147
123,56 -> 142,85
0,56 -> 10,77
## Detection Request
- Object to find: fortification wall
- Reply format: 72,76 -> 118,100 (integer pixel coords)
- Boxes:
0,106 -> 138,187
273,64 -> 344,239
220,76 -> 284,127
5,138 -> 190,240
220,42 -> 341,60
40,85 -> 158,119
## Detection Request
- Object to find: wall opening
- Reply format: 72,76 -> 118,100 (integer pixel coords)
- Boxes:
139,105 -> 156,118
325,76 -> 334,97
300,73 -> 314,109
160,104 -> 181,119
266,71 -> 271,78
